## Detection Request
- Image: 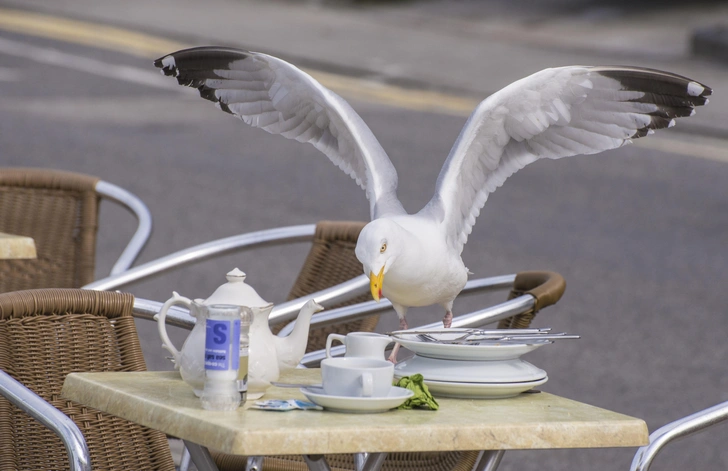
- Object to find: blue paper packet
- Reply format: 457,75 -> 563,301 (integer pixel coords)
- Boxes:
251,399 -> 323,411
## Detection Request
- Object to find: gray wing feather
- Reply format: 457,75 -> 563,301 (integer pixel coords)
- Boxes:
155,47 -> 405,219
422,65 -> 711,254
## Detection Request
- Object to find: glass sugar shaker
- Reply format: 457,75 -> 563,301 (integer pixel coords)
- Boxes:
200,304 -> 241,411
237,306 -> 252,403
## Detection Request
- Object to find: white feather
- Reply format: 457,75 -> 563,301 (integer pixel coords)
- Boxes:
421,65 -> 701,254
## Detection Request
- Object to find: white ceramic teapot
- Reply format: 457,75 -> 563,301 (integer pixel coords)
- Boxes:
156,268 -> 323,399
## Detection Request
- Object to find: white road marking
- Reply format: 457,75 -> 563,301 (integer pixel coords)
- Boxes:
0,36 -> 182,91
0,29 -> 724,165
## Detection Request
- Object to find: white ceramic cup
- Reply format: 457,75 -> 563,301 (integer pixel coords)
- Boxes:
325,332 -> 393,360
320,357 -> 394,397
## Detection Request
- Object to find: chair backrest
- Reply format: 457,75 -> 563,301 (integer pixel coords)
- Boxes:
278,220 -> 375,352
0,289 -> 175,470
0,168 -> 101,291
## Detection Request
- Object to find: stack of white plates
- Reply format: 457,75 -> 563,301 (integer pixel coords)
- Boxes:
393,329 -> 553,399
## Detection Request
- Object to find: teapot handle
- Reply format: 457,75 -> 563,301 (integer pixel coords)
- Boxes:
155,291 -> 193,367
325,333 -> 346,358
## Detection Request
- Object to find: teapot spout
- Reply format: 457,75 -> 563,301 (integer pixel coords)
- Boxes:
274,299 -> 324,370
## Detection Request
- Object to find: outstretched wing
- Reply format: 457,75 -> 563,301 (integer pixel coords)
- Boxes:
421,66 -> 711,254
154,47 -> 405,219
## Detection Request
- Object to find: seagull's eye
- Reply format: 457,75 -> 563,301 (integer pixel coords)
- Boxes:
380,243 -> 387,253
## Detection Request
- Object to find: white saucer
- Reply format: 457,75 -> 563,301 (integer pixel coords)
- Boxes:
394,355 -> 547,384
300,386 -> 415,413
395,329 -> 551,361
423,377 -> 548,399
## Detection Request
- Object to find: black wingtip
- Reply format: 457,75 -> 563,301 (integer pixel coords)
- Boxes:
594,66 -> 712,105
591,66 -> 712,140
152,46 -> 256,111
153,54 -> 178,77
152,46 -> 252,74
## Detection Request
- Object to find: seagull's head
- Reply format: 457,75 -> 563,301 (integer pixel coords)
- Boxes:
355,218 -> 406,302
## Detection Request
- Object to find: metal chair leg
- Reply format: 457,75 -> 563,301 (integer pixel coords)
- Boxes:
246,456 -> 264,471
303,454 -> 332,471
183,440 -> 220,471
360,452 -> 387,471
473,450 -> 505,471
179,445 -> 191,471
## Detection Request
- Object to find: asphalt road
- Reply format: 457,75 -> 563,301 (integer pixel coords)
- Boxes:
1,14 -> 728,471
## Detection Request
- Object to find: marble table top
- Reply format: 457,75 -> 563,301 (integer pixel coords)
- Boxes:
0,232 -> 36,259
61,369 -> 648,456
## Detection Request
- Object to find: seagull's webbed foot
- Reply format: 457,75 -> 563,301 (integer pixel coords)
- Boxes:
443,310 -> 453,329
387,316 -> 408,363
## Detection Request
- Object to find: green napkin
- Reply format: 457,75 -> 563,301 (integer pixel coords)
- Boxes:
393,374 -> 439,410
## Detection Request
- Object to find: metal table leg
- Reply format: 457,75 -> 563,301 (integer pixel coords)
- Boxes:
356,452 -> 388,471
179,446 -> 191,471
303,454 -> 332,471
183,440 -> 220,471
473,450 -> 505,471
246,456 -> 264,471
306,452 -> 388,471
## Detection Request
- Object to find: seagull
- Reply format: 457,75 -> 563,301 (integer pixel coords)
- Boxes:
155,47 -> 710,361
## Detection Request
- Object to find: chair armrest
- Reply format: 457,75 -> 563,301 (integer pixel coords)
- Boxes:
96,180 -> 153,276
269,275 -> 370,325
285,274 -> 519,340
130,272 -> 371,332
133,297 -> 196,330
83,224 -> 317,291
630,400 -> 728,471
298,274 -> 537,366
299,296 -> 535,367
0,370 -> 90,471
509,271 -> 566,311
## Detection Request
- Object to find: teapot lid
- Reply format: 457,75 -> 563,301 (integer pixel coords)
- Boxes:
204,268 -> 269,307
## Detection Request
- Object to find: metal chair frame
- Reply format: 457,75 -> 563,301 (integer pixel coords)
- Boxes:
94,179 -> 153,275
629,401 -> 728,471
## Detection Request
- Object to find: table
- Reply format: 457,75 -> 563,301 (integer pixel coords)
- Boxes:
62,369 -> 647,470
0,232 -> 36,259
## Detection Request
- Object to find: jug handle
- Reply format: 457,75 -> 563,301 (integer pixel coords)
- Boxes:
155,291 -> 192,366
325,333 -> 346,358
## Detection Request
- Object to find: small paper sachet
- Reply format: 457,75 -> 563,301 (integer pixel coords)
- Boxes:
251,399 -> 323,411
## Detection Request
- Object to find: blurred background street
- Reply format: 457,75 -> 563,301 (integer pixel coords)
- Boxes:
1,0 -> 727,469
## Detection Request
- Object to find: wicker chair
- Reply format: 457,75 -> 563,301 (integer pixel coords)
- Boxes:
211,271 -> 567,471
0,167 -> 152,292
0,288 -> 175,470
273,221 -> 375,352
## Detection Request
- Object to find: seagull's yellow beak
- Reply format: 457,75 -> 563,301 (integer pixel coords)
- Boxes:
370,266 -> 385,302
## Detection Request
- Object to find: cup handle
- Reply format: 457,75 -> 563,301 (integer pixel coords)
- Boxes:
325,333 -> 347,358
361,372 -> 373,397
155,291 -> 192,367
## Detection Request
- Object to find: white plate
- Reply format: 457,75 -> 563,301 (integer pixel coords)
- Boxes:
300,386 -> 415,413
395,329 -> 551,361
422,377 -> 548,399
394,355 -> 546,383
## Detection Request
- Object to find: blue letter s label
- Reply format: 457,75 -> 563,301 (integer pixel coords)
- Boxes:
213,323 -> 227,344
